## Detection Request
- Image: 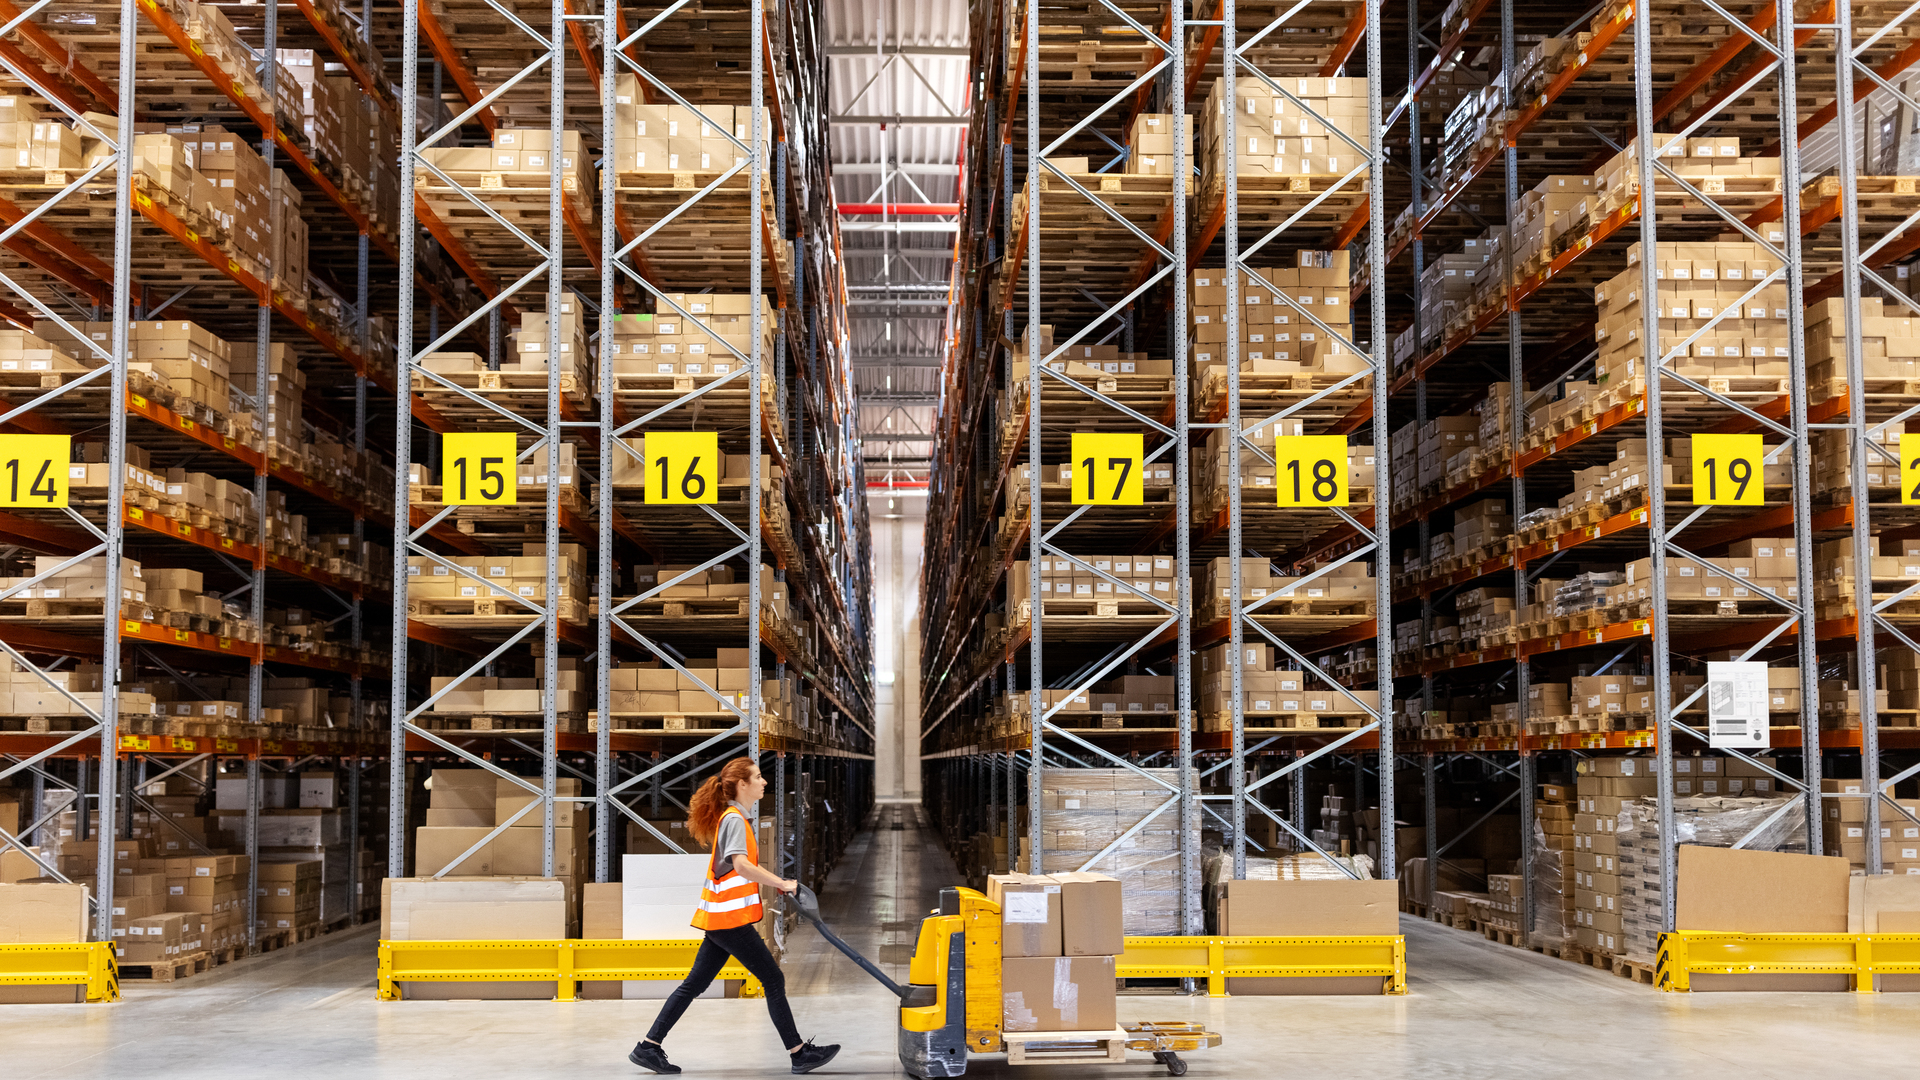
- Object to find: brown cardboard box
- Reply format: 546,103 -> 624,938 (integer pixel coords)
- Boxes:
1220,879 -> 1399,994
1051,871 -> 1123,956
1676,845 -> 1849,991
496,777 -> 581,828
413,827 -> 494,876
988,873 -> 1062,957
382,877 -> 568,999
581,880 -> 624,999
1000,955 -> 1117,1031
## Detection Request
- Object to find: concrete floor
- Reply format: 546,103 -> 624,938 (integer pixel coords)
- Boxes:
9,807 -> 1919,1078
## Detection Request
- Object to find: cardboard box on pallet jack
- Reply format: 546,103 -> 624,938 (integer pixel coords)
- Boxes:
887,883 -> 1216,1078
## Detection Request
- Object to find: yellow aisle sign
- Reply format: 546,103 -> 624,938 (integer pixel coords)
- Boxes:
1069,433 -> 1144,505
0,434 -> 70,507
1273,435 -> 1349,507
1690,433 -> 1762,505
1904,438 -> 1920,505
443,432 -> 518,505
648,431 -> 719,504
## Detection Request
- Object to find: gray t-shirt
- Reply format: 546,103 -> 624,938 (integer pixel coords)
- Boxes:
713,804 -> 750,877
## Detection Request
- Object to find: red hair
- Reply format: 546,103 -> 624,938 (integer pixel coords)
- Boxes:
688,757 -> 757,847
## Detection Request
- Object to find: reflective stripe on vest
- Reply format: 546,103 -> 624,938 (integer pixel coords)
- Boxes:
692,806 -> 762,930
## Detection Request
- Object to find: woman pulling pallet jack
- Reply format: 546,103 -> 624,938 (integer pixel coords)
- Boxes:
629,758 -> 841,1075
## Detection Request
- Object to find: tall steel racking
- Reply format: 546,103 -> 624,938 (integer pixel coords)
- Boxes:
920,0 -> 1392,931
391,0 -> 875,892
0,0 -> 406,949
1387,0 -> 1920,948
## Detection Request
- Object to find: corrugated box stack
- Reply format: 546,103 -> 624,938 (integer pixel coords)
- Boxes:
602,295 -> 779,380
1199,76 -> 1370,188
406,543 -> 589,622
1025,769 -> 1178,935
1593,239 -> 1793,386
1125,112 -> 1191,175
412,768 -> 590,903
1819,777 -> 1920,871
1532,782 -> 1574,947
1187,252 -> 1361,379
990,871 -> 1122,1033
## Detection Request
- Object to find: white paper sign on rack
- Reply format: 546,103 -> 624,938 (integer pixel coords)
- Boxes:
1706,661 -> 1769,749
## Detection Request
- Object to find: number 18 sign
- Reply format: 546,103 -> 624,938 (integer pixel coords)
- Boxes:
1273,435 -> 1349,507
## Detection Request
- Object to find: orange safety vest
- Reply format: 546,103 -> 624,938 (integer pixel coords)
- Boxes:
691,805 -> 763,930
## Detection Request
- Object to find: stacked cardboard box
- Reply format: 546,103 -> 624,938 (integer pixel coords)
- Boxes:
406,542 -> 590,618
1007,325 -> 1171,396
1197,555 -> 1375,623
1027,769 -> 1178,934
1198,76 -> 1369,187
610,76 -> 771,175
603,647 -> 797,723
1595,134 -> 1783,206
412,768 -> 592,893
602,294 -> 779,377
990,871 -> 1123,1032
1196,423 -> 1375,512
1125,112 -> 1192,175
1533,782 -> 1574,946
509,301 -> 593,383
1195,640 -> 1301,720
1187,251 -> 1360,378
1008,554 -> 1176,616
1819,777 -> 1920,871
1593,240 -> 1793,385
428,657 -> 592,716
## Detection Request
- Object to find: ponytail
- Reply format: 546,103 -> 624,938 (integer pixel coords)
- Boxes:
688,757 -> 757,848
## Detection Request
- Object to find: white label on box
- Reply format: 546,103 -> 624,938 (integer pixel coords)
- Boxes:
1003,892 -> 1049,924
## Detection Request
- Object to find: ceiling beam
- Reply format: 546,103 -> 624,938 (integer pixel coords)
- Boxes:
832,115 -> 970,126
839,221 -> 959,232
826,45 -> 970,57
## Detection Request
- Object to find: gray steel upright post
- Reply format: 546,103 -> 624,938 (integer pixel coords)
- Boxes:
1024,0 -> 1044,873
390,1 -> 422,882
245,0 -> 279,953
595,0 -> 618,886
1171,0 -> 1199,933
1499,0 -> 1524,913
1774,0 -> 1824,854
541,0 -> 566,879
92,0 -> 140,945
750,0 -> 766,758
1629,0 -> 1679,932
1225,0 -> 1247,881
1833,0 -> 1882,871
1367,0 -> 1395,879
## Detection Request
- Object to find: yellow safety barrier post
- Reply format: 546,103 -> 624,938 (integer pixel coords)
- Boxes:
1115,935 -> 1407,997
377,939 -> 760,1001
0,942 -> 119,1002
1655,932 -> 1920,992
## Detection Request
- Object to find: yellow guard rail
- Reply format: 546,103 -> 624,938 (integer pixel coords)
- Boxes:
0,942 -> 119,1002
378,939 -> 761,1001
1116,935 -> 1407,996
1656,931 -> 1920,991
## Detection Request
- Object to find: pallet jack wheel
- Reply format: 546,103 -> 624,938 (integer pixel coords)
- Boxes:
1153,1051 -> 1187,1076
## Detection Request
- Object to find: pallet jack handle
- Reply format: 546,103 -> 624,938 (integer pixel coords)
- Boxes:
787,884 -> 910,1000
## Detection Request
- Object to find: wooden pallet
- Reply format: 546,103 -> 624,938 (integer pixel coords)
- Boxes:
415,713 -> 588,734
120,949 -> 210,983
1002,1028 -> 1130,1067
589,711 -> 743,733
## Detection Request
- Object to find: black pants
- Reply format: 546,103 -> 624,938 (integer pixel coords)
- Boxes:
646,924 -> 799,1050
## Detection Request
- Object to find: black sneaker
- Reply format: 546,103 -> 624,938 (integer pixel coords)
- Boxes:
629,1042 -> 680,1074
789,1040 -> 840,1075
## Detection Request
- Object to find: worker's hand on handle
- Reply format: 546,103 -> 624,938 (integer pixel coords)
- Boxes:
781,878 -> 799,894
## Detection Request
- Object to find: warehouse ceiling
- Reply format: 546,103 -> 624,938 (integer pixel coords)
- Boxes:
826,0 -> 966,491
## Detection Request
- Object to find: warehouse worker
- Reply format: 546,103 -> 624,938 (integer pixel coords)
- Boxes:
630,757 -> 840,1075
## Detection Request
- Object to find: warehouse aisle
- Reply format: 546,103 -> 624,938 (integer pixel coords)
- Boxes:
13,837 -> 1920,1078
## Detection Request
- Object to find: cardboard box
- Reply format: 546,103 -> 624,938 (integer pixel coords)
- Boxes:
988,873 -> 1062,957
381,877 -> 567,999
1051,871 -> 1123,956
1219,878 -> 1399,994
412,827 -> 494,876
1675,845 -> 1849,991
1000,955 -> 1117,1031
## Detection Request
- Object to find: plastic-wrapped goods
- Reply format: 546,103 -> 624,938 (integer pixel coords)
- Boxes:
1613,794 -> 1804,962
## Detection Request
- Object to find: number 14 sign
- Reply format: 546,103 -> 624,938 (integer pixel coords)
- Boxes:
0,434 -> 69,507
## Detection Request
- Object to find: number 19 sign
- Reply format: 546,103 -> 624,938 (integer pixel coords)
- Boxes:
1691,433 -> 1763,506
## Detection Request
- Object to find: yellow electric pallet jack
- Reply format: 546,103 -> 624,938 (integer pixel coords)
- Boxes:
791,885 -> 1219,1077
